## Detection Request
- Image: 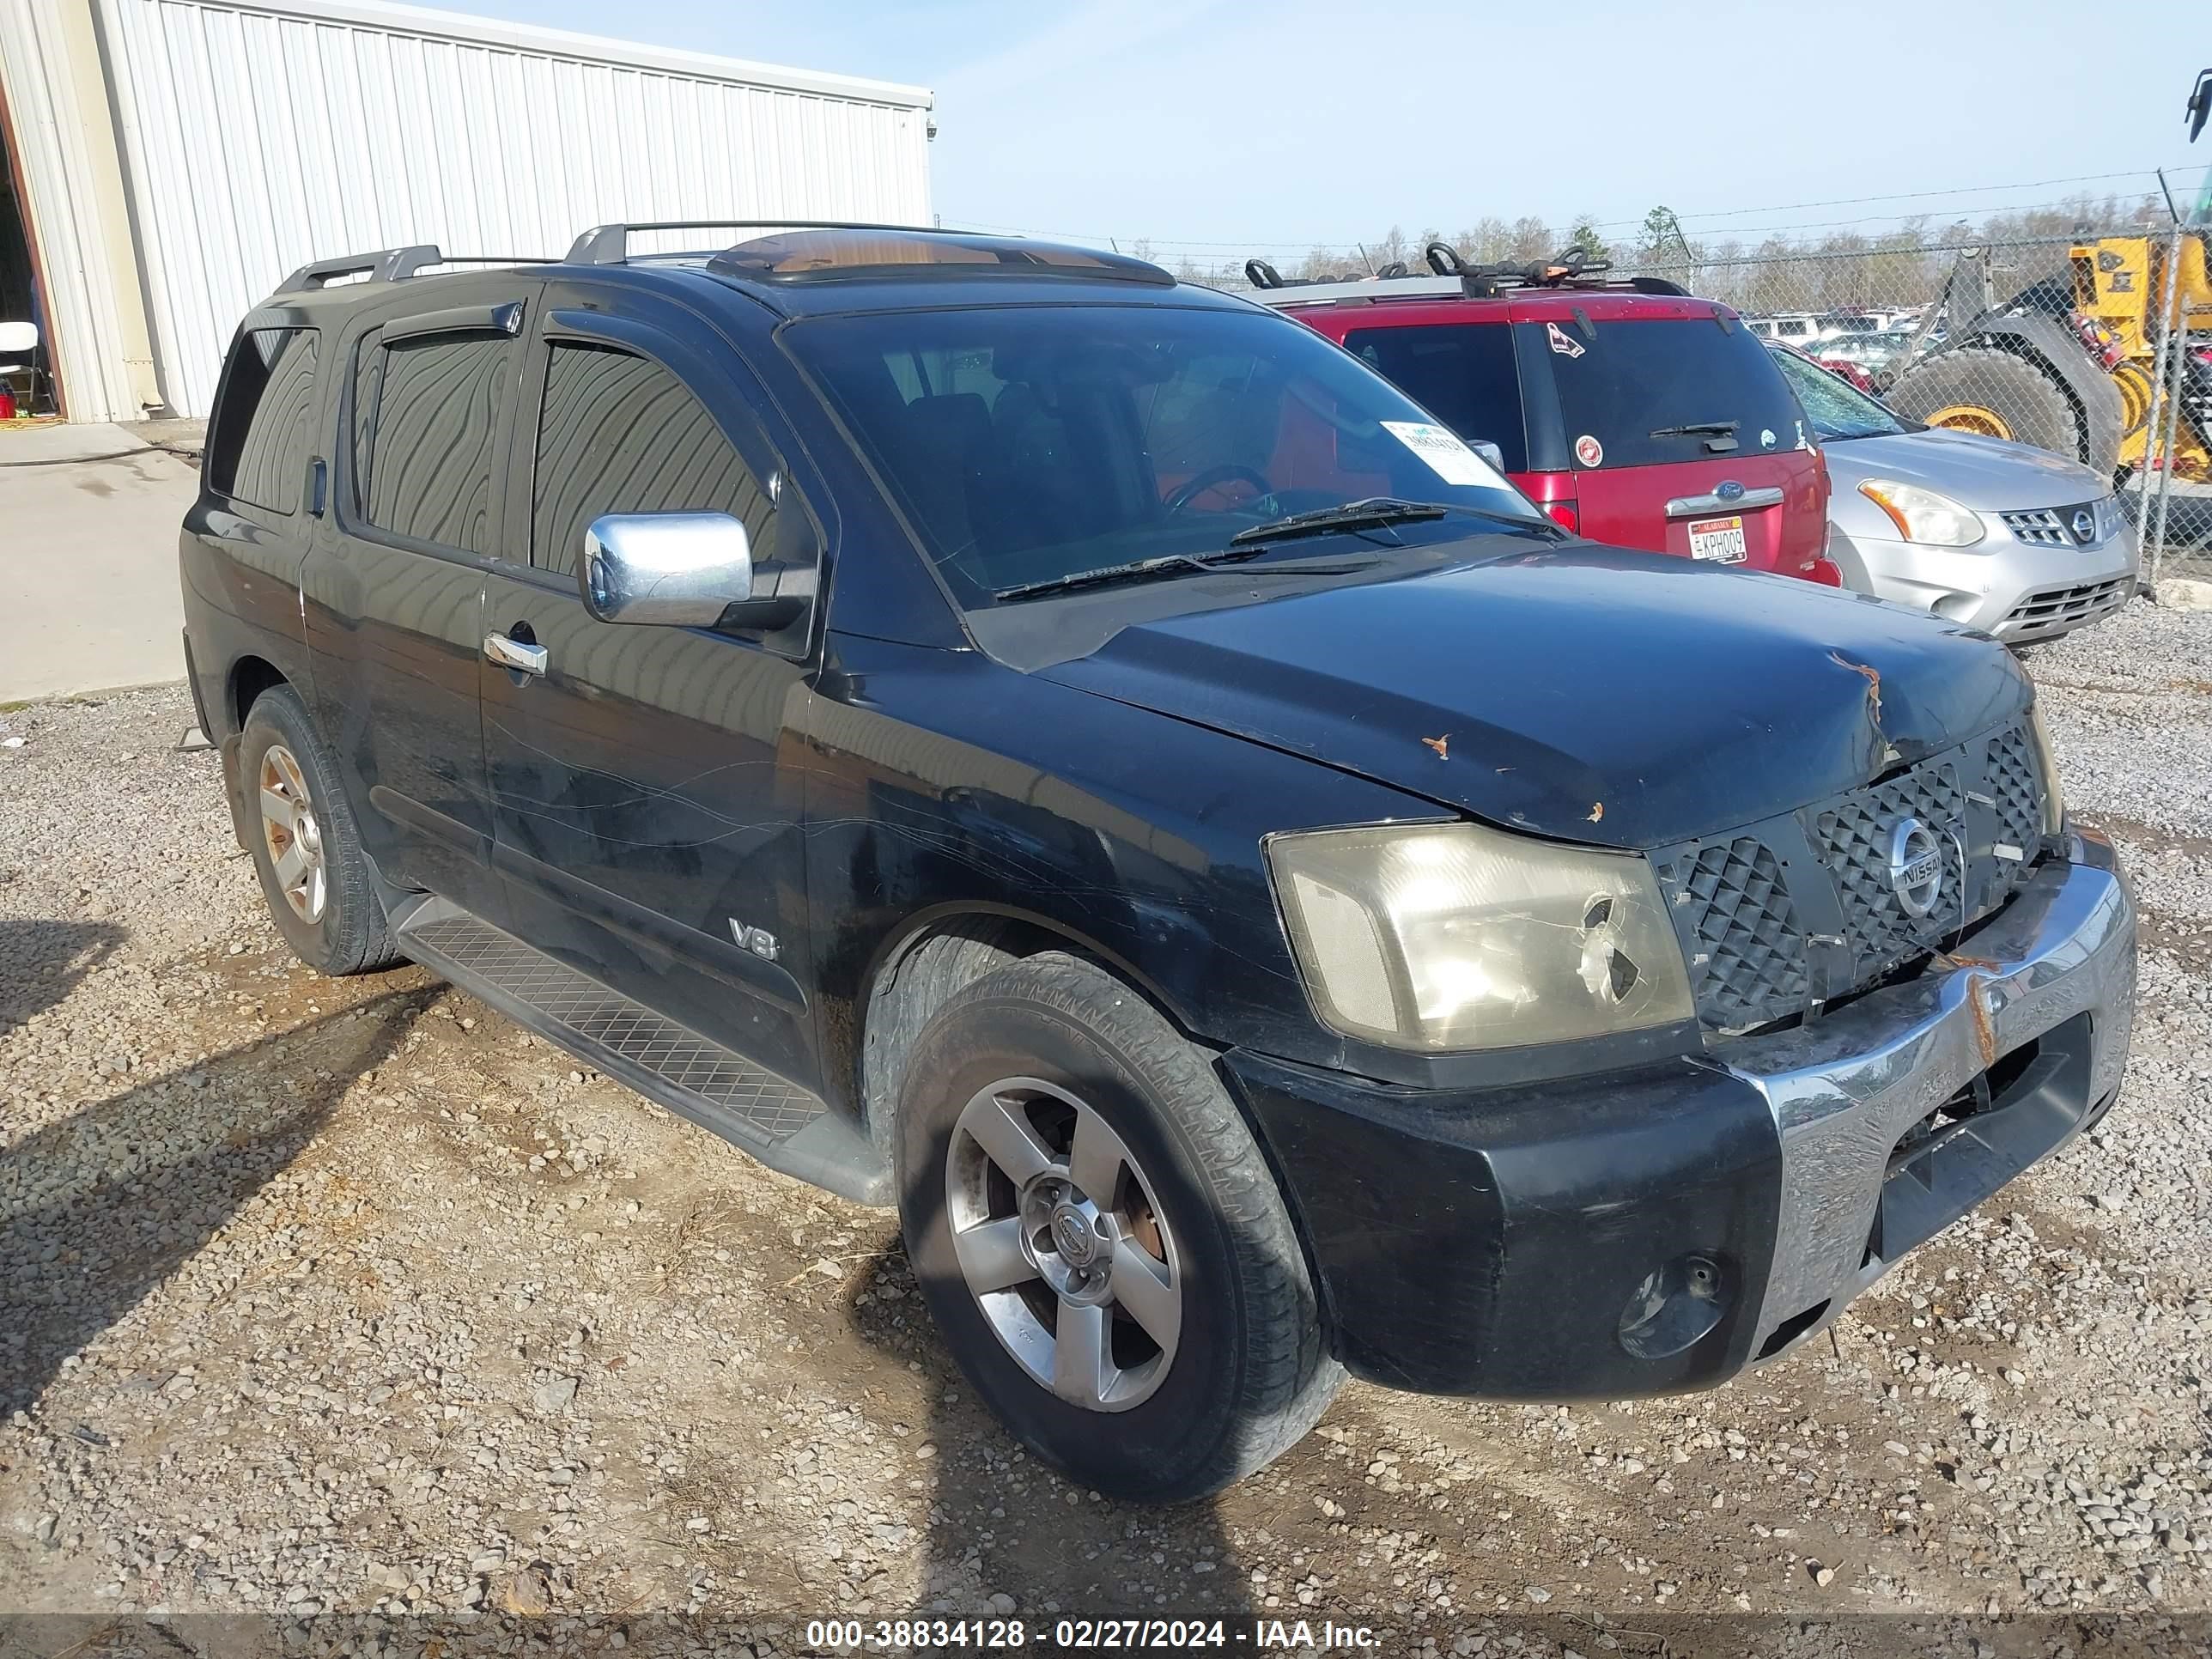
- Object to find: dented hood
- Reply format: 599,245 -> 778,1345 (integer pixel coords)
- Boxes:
1037,545 -> 2032,849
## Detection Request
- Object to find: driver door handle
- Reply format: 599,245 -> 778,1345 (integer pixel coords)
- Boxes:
484,631 -> 548,677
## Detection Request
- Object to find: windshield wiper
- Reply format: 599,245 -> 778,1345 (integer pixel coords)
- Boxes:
1649,419 -> 1741,438
993,548 -> 1377,603
1228,496 -> 1561,547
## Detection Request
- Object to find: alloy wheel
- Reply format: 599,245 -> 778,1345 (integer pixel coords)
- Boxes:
945,1076 -> 1182,1412
258,743 -> 328,924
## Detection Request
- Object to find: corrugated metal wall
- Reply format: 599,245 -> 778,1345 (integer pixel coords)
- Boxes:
94,0 -> 934,416
0,0 -> 147,421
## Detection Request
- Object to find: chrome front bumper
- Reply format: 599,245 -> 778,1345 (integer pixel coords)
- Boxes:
1710,828 -> 2136,1361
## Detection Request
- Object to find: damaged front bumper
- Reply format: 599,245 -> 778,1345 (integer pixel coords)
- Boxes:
1221,827 -> 2135,1399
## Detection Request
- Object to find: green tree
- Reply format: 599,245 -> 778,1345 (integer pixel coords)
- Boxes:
1639,204 -> 1692,264
1566,216 -> 1612,264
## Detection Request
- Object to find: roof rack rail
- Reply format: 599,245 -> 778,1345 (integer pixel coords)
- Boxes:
274,246 -> 556,295
564,219 -> 952,265
277,245 -> 444,293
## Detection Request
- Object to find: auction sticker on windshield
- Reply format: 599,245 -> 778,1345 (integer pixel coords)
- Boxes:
1687,516 -> 1748,563
1382,421 -> 1509,489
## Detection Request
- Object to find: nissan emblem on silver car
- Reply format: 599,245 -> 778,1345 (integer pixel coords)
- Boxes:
2072,507 -> 2096,543
1887,817 -> 1946,917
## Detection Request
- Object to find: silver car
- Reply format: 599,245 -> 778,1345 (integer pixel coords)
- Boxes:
1770,344 -> 2138,644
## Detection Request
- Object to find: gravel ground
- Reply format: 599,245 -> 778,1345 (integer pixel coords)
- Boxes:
3,598 -> 2211,1658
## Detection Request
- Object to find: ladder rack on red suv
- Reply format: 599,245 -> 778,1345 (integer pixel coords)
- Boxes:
1245,240 -> 1689,305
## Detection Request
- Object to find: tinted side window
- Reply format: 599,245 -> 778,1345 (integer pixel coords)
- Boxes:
206,327 -> 319,512
1344,324 -> 1528,472
363,332 -> 511,554
532,343 -> 782,577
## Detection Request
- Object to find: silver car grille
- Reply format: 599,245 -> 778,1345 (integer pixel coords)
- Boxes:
1999,501 -> 2103,547
2000,577 -> 2130,634
1662,725 -> 2048,1032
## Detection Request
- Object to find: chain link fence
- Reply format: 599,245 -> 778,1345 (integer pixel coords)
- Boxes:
1181,225 -> 2212,587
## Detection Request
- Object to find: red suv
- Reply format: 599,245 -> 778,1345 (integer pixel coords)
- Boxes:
1250,247 -> 1839,583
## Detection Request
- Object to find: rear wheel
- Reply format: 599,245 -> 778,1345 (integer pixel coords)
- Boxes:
1885,347 -> 2082,463
896,953 -> 1341,1501
240,686 -> 400,976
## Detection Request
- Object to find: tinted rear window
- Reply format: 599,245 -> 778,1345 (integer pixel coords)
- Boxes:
1341,324 -> 1527,472
207,327 -> 319,512
1540,318 -> 1808,471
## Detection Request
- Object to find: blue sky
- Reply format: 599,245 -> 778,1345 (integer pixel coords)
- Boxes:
456,0 -> 2205,254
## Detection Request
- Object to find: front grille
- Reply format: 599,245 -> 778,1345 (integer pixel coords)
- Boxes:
1985,726 -> 2044,864
1813,761 -> 1966,973
1660,723 -> 2048,1031
2000,577 -> 2128,633
1674,837 -> 1810,1030
2000,501 -> 2101,546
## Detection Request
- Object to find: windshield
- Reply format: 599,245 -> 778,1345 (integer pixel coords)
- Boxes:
786,305 -> 1547,604
1541,318 -> 1809,470
1769,345 -> 1911,441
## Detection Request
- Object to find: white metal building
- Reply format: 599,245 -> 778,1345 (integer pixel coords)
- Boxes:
0,0 -> 934,421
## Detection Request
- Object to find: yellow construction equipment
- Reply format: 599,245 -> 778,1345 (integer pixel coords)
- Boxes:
1881,70 -> 2212,484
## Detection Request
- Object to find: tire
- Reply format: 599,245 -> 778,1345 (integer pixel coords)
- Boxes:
240,684 -> 400,976
895,952 -> 1341,1502
1884,346 -> 2083,464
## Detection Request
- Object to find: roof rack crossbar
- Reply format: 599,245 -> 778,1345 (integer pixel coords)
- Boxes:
564,219 -> 952,265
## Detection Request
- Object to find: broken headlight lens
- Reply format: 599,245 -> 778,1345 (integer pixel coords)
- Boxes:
2027,697 -> 2066,837
1267,821 -> 1694,1053
1858,479 -> 1985,547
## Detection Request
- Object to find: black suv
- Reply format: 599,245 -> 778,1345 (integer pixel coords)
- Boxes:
181,224 -> 2136,1503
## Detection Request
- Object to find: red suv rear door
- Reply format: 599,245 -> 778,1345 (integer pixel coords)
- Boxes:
1516,302 -> 1830,579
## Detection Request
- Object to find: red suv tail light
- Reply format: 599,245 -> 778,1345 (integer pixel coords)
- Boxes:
1542,499 -> 1580,535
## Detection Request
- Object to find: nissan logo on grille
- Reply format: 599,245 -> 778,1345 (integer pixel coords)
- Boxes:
2071,507 -> 2097,544
1887,817 -> 1945,918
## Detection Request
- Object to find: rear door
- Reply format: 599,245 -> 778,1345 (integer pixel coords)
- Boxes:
304,276 -> 538,914
1521,308 -> 1829,577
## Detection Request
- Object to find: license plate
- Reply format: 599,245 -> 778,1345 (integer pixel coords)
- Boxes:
1688,516 -> 1748,563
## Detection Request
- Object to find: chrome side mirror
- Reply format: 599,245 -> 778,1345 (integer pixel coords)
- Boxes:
1469,439 -> 1507,472
580,512 -> 755,627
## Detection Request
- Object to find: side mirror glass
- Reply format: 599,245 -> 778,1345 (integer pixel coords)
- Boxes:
1468,440 -> 1507,472
580,512 -> 756,627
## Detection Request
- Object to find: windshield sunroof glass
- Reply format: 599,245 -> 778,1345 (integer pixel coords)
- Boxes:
787,306 -> 1547,605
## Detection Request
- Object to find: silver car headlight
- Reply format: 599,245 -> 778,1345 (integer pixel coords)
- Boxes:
2027,698 -> 2066,836
1267,821 -> 1694,1053
1858,479 -> 1985,547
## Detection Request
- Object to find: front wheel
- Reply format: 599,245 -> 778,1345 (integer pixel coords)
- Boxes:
896,953 -> 1341,1502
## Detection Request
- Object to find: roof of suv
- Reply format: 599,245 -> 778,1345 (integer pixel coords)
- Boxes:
264,224 -> 1252,321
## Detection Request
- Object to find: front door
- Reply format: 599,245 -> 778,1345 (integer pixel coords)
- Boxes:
477,294 -> 825,1092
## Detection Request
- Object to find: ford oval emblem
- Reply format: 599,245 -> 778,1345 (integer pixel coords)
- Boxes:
1715,480 -> 1746,503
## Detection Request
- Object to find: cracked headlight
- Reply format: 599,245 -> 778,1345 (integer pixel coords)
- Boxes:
2027,697 -> 2065,837
1267,821 -> 1695,1053
1859,479 -> 1985,546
